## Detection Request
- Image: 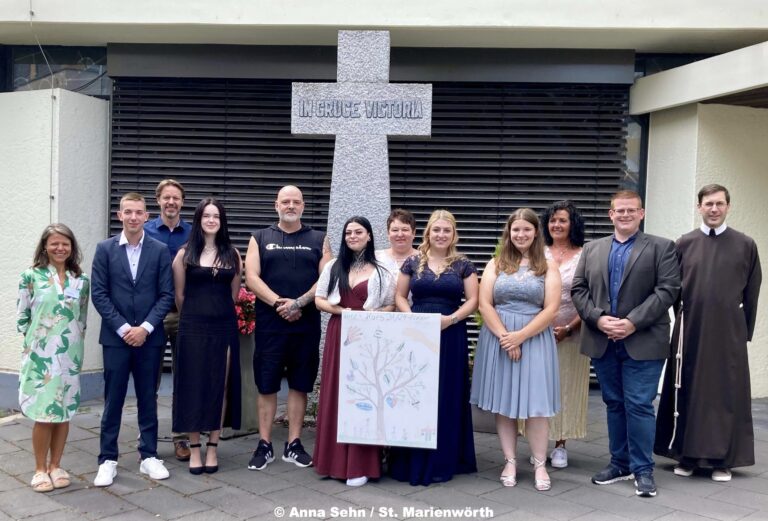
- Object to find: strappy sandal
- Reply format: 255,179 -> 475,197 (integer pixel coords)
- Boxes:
204,442 -> 219,474
500,457 -> 517,487
49,468 -> 71,489
532,456 -> 551,491
188,443 -> 204,475
30,472 -> 53,492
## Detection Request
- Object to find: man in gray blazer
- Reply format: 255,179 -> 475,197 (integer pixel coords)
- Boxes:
572,190 -> 680,498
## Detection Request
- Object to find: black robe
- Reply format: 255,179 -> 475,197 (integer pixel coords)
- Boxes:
655,227 -> 761,468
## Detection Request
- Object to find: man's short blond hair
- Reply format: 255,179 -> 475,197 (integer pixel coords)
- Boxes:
120,192 -> 146,209
610,189 -> 643,209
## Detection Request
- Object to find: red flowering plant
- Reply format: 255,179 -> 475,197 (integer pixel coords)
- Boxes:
235,287 -> 256,335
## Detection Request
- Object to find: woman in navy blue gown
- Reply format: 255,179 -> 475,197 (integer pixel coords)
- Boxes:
388,209 -> 479,485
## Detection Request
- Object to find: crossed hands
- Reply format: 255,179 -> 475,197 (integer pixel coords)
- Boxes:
275,298 -> 302,322
499,330 -> 526,362
123,326 -> 148,347
597,316 -> 636,341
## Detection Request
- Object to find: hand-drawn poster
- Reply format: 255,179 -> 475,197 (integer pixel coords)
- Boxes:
337,310 -> 440,449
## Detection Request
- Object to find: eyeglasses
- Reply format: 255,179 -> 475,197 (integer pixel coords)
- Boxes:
611,208 -> 641,216
701,201 -> 728,209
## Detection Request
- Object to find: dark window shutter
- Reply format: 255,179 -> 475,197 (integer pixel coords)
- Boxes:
111,78 -> 629,267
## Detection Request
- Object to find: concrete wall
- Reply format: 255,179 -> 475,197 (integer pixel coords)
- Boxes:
697,104 -> 768,397
645,102 -> 768,397
645,104 -> 700,239
0,89 -> 109,408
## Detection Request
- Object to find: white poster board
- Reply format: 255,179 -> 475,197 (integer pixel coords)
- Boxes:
337,310 -> 441,449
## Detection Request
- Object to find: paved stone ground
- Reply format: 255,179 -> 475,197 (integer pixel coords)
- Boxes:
0,387 -> 766,521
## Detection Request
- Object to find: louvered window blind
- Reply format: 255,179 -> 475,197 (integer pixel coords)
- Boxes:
111,78 -> 630,268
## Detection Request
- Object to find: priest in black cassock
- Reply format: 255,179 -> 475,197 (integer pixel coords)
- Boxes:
655,184 -> 762,482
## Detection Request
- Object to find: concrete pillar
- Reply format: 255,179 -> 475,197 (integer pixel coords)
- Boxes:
0,89 -> 109,407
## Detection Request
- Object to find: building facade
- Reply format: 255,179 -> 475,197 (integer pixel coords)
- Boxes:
1,0 -> 767,403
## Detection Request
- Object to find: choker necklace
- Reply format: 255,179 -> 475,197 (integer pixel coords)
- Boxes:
351,253 -> 367,273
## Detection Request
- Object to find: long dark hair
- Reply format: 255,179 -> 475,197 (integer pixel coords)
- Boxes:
541,200 -> 585,247
32,223 -> 83,277
328,216 -> 383,295
183,197 -> 239,268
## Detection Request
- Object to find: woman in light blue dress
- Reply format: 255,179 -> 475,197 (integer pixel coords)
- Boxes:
470,208 -> 561,491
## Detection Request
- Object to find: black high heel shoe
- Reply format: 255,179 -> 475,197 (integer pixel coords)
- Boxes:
188,443 -> 204,475
204,442 -> 218,474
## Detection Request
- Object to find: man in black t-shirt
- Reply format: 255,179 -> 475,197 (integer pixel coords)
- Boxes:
245,185 -> 331,471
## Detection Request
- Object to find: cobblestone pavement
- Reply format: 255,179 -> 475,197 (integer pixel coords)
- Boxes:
0,388 -> 766,521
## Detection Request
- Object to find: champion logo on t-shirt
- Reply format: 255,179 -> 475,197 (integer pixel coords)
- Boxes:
265,243 -> 313,251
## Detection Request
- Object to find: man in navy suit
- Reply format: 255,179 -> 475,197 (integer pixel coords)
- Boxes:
91,192 -> 175,487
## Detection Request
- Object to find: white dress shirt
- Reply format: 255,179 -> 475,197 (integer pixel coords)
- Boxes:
116,231 -> 155,338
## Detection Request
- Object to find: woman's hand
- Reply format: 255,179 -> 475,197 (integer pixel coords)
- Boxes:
500,331 -> 525,362
553,326 -> 568,343
440,315 -> 453,330
500,330 -> 526,349
505,345 -> 522,361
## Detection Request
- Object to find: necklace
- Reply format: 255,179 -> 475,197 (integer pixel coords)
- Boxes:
428,255 -> 447,275
203,245 -> 217,254
552,243 -> 571,263
351,252 -> 367,273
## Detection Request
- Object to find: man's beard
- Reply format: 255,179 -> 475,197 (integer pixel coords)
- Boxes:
279,211 -> 301,223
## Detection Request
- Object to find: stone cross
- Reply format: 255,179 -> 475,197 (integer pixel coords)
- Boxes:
291,30 -> 432,253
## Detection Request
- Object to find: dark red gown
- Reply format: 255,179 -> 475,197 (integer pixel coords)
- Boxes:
314,281 -> 381,479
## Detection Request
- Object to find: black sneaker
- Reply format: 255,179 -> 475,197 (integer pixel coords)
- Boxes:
247,440 -> 274,471
635,473 -> 657,497
591,465 -> 634,485
282,438 -> 313,467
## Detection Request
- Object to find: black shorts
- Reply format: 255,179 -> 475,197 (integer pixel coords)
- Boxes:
253,329 -> 321,394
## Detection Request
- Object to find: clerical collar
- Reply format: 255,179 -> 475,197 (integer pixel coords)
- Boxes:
700,223 -> 727,236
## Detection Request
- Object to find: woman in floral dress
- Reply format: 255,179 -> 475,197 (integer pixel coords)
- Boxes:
16,224 -> 90,492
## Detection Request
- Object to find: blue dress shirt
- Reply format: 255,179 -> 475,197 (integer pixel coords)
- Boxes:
144,217 -> 191,261
608,233 -> 637,316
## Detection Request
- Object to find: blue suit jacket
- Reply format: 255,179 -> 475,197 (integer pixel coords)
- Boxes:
91,234 -> 174,347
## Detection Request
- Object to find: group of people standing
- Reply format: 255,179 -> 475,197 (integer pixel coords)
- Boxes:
16,181 -> 760,500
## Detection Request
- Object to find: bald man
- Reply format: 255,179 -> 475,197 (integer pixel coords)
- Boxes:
245,186 -> 331,471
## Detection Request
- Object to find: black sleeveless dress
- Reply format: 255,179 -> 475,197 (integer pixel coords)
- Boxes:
173,265 -> 241,433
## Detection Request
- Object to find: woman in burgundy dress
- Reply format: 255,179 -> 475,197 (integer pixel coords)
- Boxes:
314,216 -> 395,487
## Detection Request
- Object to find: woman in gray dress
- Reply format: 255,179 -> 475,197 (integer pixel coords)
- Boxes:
470,208 -> 561,491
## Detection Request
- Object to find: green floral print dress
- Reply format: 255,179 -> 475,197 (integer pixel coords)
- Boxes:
16,266 -> 90,422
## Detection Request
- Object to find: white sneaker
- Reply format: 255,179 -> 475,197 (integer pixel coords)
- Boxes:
94,460 -> 118,487
139,457 -> 170,480
712,468 -> 732,482
346,476 -> 368,487
550,447 -> 568,468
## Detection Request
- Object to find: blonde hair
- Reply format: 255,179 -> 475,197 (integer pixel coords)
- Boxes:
496,208 -> 548,276
416,209 -> 466,276
119,192 -> 146,209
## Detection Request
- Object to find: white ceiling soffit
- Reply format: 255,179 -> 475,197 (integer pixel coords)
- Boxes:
2,25 -> 768,54
2,0 -> 768,53
630,40 -> 768,114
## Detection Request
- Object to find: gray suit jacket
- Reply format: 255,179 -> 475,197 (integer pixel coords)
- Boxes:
571,231 -> 681,361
